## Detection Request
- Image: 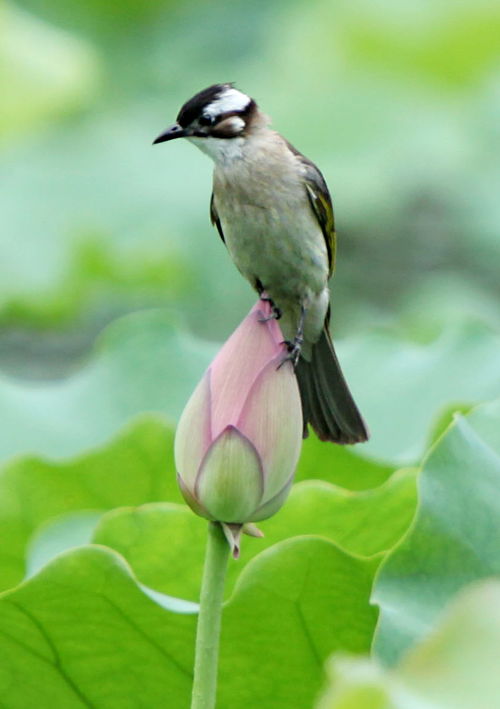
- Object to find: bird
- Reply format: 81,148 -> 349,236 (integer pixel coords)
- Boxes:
153,83 -> 368,444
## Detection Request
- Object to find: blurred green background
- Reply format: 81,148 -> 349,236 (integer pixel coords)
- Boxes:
1,0 -> 499,382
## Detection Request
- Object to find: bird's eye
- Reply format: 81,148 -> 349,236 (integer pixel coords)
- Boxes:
199,114 -> 215,127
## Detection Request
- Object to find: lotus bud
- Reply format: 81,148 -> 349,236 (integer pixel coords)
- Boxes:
175,300 -> 303,552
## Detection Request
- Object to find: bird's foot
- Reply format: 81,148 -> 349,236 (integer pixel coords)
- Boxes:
258,304 -> 282,322
279,335 -> 303,369
279,303 -> 306,367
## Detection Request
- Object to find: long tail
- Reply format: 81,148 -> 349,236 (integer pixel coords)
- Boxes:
295,325 -> 369,444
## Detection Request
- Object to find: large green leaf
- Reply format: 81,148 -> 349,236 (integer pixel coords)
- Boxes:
0,538 -> 377,708
92,472 -> 416,601
0,416 -> 180,592
343,323 -> 500,464
264,473 -> 416,559
92,503 -> 207,603
318,580 -> 500,709
296,433 -> 394,490
0,545 -> 195,708
0,311 -> 216,462
218,537 -> 378,708
373,399 -> 500,665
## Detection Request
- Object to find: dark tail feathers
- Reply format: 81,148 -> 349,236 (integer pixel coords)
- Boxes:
295,326 -> 369,444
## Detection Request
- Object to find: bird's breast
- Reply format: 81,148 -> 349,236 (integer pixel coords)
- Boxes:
213,165 -> 328,301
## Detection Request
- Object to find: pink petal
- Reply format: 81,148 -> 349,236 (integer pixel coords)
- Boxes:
174,370 -> 212,490
237,355 -> 302,501
209,301 -> 285,439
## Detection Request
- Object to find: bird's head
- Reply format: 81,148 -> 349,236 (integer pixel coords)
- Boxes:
153,83 -> 265,162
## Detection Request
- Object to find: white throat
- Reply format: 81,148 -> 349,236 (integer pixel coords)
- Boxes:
188,135 -> 245,165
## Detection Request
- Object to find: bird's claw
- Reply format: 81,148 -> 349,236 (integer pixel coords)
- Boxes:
279,336 -> 302,369
258,305 -> 282,323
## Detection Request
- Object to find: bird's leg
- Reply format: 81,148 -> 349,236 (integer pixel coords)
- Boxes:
256,281 -> 282,321
281,305 -> 306,368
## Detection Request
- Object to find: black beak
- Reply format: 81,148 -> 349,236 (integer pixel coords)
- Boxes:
153,123 -> 186,145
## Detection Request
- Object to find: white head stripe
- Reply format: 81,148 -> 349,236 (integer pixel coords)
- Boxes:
203,88 -> 251,118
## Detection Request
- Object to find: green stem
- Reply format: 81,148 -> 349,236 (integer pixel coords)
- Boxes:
191,521 -> 230,709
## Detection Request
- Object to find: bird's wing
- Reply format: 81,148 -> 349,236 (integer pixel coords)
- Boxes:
304,168 -> 336,276
286,142 -> 336,276
210,192 -> 226,245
